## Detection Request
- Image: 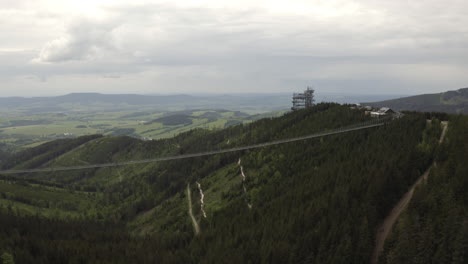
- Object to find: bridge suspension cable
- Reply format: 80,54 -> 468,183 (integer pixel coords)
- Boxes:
0,117 -> 392,175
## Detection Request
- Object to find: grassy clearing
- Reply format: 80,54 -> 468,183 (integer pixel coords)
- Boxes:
0,198 -> 84,218
128,162 -> 246,235
201,163 -> 243,213
0,180 -> 96,215
129,192 -> 189,235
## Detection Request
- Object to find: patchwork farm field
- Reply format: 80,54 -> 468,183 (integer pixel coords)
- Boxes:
0,109 -> 282,151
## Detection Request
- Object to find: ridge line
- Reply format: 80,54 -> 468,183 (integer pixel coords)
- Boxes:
0,119 -> 390,174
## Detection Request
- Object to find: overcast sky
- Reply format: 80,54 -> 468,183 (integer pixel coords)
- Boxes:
1,0 -> 467,96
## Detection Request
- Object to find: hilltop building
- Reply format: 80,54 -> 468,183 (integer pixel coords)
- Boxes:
370,107 -> 395,117
292,87 -> 315,110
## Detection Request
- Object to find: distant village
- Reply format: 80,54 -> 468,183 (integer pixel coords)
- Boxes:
291,87 -> 398,118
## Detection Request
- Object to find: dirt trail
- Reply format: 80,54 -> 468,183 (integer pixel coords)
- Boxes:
196,181 -> 207,218
371,121 -> 448,264
186,184 -> 201,236
440,121 -> 448,144
238,159 -> 253,209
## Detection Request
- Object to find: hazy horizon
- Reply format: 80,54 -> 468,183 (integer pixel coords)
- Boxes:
1,0 -> 467,96
0,90 -> 412,98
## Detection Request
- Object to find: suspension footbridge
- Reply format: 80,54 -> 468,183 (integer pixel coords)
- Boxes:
0,117 -> 393,175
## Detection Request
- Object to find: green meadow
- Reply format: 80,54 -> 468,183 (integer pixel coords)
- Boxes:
0,109 -> 283,151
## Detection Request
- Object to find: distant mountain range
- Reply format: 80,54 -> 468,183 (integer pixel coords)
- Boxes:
0,93 -> 290,113
364,87 -> 468,114
0,92 -> 405,113
3,88 -> 466,114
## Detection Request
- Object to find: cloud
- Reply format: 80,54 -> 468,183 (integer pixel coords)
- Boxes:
34,1 -> 468,65
33,3 -> 272,63
1,0 -> 468,96
34,18 -> 118,62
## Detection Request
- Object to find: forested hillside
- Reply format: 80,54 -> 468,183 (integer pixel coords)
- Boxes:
0,104 -> 448,263
365,87 -> 468,114
380,115 -> 468,264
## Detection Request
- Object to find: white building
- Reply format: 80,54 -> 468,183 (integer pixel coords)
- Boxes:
370,107 -> 395,117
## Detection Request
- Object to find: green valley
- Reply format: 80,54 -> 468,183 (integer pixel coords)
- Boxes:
0,109 -> 280,152
1,103 -> 465,263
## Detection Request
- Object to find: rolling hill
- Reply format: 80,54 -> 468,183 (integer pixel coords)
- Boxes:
0,93 -> 291,113
0,104 -> 466,263
0,92 -> 406,115
364,87 -> 468,114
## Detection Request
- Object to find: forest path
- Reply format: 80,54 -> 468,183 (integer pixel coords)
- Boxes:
186,184 -> 201,236
371,121 -> 448,264
238,159 -> 253,209
439,121 -> 448,144
196,181 -> 207,218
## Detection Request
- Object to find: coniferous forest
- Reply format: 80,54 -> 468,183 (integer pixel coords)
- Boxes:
380,115 -> 468,264
0,103 -> 466,263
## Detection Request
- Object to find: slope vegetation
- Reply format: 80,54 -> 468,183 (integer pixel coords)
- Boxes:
379,116 -> 468,264
364,87 -> 468,114
0,103 -> 444,263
